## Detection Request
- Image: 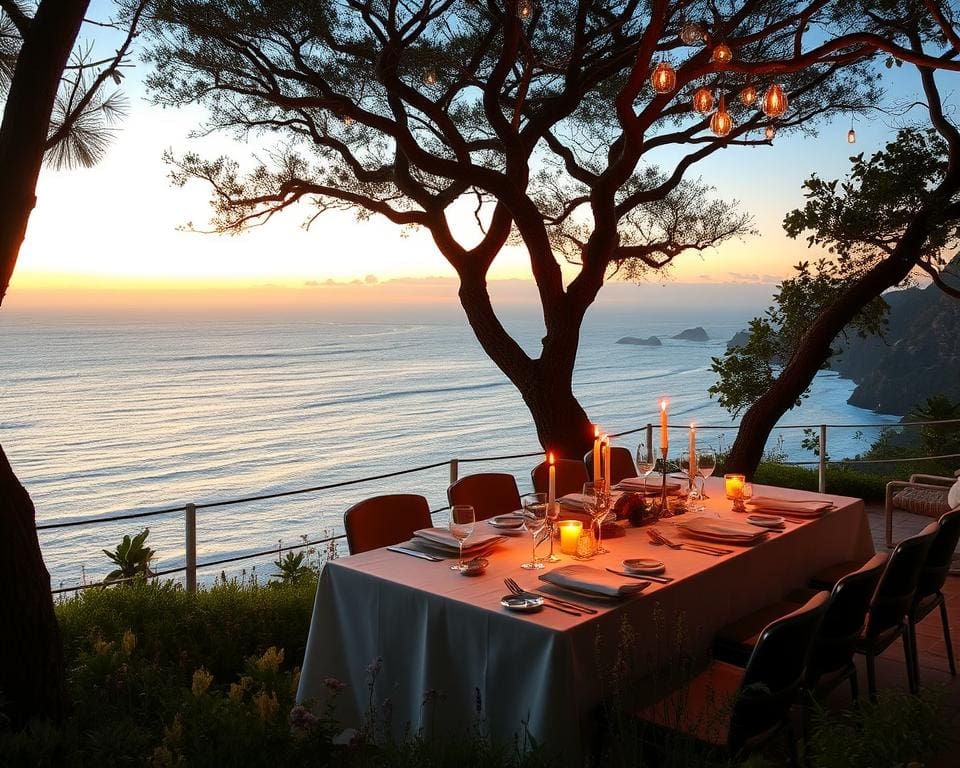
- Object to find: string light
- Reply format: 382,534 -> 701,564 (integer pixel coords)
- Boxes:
343,114 -> 355,126
422,68 -> 437,86
848,127 -> 857,144
692,87 -> 714,114
517,0 -> 534,19
651,61 -> 677,94
680,20 -> 705,45
711,43 -> 733,66
765,124 -> 776,140
710,96 -> 733,136
761,83 -> 788,117
738,85 -> 758,107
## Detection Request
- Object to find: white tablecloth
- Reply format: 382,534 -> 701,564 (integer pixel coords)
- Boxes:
297,480 -> 873,762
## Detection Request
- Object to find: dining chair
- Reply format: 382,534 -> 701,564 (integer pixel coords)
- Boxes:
343,493 -> 433,555
446,472 -> 521,522
583,445 -> 637,484
634,591 -> 829,767
808,523 -> 939,699
908,507 -> 960,687
714,552 -> 888,703
531,458 -> 589,499
884,469 -> 958,547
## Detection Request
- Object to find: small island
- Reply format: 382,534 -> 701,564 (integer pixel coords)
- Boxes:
617,336 -> 662,346
672,326 -> 709,341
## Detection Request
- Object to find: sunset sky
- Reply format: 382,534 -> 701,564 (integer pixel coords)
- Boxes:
7,3 -> 937,312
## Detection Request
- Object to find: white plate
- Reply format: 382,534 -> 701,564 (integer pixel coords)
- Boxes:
746,514 -> 786,529
488,515 -> 523,529
622,558 -> 666,575
500,594 -> 544,612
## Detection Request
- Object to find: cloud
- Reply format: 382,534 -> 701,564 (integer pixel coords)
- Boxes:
304,280 -> 320,286
726,272 -> 782,284
364,273 -> 378,284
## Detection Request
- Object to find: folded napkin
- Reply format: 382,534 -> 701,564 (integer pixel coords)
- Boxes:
677,517 -> 762,538
413,527 -> 505,551
746,496 -> 832,515
558,493 -> 587,509
539,565 -> 649,598
616,477 -> 682,494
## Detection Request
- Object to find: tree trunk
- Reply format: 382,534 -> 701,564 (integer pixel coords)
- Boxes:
724,214 -> 944,476
0,1 -> 90,726
0,446 -> 64,727
457,273 -> 594,458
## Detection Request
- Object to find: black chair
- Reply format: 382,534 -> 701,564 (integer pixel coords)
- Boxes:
531,458 -> 589,499
636,591 -> 829,767
714,552 -> 888,703
343,493 -> 432,555
447,472 -> 521,522
908,508 -> 960,687
583,445 -> 637,484
809,523 -> 938,699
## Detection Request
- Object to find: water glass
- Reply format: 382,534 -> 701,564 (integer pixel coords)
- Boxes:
582,482 -> 611,555
636,439 -> 655,492
520,493 -> 547,570
449,504 -> 475,571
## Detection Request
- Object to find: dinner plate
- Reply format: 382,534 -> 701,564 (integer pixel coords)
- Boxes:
488,515 -> 524,530
746,514 -> 786,529
500,594 -> 544,612
622,558 -> 666,575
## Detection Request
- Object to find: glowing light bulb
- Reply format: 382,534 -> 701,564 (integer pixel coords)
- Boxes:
712,43 -> 733,66
692,87 -> 714,114
739,85 -> 757,107
762,83 -> 788,117
710,96 -> 733,137
422,68 -> 437,86
765,124 -> 776,140
650,61 -> 676,94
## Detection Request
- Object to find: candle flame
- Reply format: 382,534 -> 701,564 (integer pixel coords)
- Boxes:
548,451 -> 554,465
690,422 -> 696,429
660,398 -> 668,412
594,424 -> 599,438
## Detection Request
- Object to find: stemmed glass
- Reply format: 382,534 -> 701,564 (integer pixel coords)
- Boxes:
635,439 -> 655,494
520,493 -> 547,570
696,448 -> 717,501
680,451 -> 701,511
449,504 -> 475,571
582,482 -> 611,555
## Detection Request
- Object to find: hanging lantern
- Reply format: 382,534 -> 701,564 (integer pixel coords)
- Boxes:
692,87 -> 714,114
680,20 -> 705,45
343,114 -> 355,126
847,128 -> 857,144
651,61 -> 677,94
738,85 -> 758,107
761,83 -> 788,117
710,96 -> 733,137
422,68 -> 437,86
764,124 -> 776,140
711,43 -> 733,66
517,0 -> 534,19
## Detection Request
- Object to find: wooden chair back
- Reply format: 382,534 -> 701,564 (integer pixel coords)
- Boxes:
531,459 -> 589,499
915,508 -> 960,602
343,494 -> 432,555
582,446 -> 637,484
447,473 -> 521,522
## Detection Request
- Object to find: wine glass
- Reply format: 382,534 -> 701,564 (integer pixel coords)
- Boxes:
582,482 -> 611,555
636,439 -> 655,494
449,504 -> 475,571
521,493 -> 547,570
679,451 -> 696,495
696,448 -> 717,500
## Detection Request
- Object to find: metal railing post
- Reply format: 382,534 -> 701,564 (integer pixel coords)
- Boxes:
818,425 -> 827,493
645,423 -> 654,464
449,458 -> 459,486
185,503 -> 197,593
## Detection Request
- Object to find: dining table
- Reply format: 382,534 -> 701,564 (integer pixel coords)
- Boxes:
296,479 -> 874,763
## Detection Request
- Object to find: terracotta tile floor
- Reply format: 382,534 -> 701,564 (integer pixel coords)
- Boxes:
835,504 -> 960,767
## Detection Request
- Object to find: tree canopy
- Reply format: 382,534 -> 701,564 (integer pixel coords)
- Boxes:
142,0 -> 960,454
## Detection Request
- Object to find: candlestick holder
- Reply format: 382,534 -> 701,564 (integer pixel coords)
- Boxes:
649,451 -> 673,518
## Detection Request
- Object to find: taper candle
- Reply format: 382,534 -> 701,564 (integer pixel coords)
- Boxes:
689,423 -> 697,478
547,451 -> 556,507
660,399 -> 669,457
603,435 -> 612,494
592,425 -> 601,483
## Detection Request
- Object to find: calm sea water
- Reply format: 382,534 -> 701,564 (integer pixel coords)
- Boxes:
0,308 -> 898,588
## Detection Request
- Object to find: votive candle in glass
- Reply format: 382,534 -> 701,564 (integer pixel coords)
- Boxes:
724,474 -> 746,500
558,520 -> 583,555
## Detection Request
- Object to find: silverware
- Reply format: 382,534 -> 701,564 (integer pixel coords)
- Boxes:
506,577 -> 599,614
647,529 -> 732,556
606,567 -> 673,584
503,578 -> 591,616
387,546 -> 443,562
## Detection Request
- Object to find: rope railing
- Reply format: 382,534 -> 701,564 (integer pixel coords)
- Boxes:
41,417 -> 960,594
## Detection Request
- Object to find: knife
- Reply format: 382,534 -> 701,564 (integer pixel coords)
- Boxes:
387,546 -> 443,562
606,568 -> 674,584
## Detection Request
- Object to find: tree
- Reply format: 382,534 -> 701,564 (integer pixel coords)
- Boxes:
717,30 -> 960,476
910,394 -> 960,458
142,0 -> 960,458
0,0 -> 143,727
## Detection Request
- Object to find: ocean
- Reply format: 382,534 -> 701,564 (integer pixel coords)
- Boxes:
0,306 -> 899,589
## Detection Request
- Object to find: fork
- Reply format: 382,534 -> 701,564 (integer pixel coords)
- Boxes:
504,577 -> 596,615
647,529 -> 732,556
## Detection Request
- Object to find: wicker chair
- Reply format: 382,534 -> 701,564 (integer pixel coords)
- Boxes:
885,469 -> 960,547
